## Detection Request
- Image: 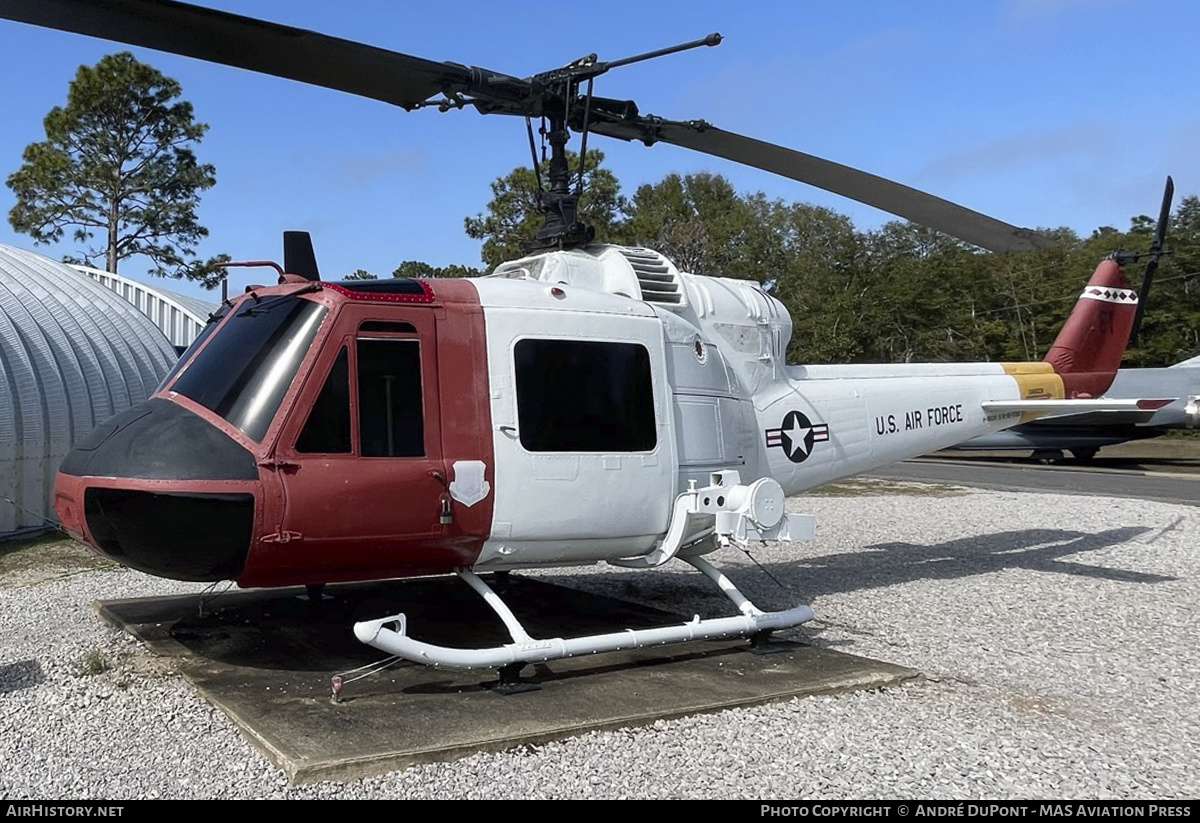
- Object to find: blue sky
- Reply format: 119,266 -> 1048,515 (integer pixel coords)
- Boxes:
1,0 -> 1198,302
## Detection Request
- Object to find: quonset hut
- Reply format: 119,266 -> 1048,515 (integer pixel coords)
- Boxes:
73,264 -> 218,350
0,244 -> 178,537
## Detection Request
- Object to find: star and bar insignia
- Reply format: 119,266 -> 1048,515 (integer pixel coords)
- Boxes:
765,410 -> 829,463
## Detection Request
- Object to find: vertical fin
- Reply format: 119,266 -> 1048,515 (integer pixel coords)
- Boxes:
1042,259 -> 1137,397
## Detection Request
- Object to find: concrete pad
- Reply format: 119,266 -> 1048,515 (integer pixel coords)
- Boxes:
96,576 -> 918,783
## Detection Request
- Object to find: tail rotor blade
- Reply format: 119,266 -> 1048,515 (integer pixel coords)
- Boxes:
1132,175 -> 1174,343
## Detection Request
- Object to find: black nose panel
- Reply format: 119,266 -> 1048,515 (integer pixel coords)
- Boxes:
84,488 -> 253,581
60,398 -> 258,480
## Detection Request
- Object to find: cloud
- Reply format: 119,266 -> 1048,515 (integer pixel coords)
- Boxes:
919,121 -> 1115,182
336,147 -> 427,186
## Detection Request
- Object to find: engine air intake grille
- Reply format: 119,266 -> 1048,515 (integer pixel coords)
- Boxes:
619,248 -> 683,307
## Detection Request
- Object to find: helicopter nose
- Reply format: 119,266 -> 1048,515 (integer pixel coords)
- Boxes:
55,398 -> 260,581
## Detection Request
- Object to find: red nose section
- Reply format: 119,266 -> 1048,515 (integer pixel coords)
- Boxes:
53,473 -> 87,545
1042,259 -> 1137,397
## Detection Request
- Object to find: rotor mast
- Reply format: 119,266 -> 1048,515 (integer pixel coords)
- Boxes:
524,34 -> 724,252
528,108 -> 594,250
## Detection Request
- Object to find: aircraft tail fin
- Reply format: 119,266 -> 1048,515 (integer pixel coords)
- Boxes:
1041,258 -> 1137,397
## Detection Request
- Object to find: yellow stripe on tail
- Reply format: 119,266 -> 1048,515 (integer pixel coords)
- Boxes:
1001,363 -> 1066,422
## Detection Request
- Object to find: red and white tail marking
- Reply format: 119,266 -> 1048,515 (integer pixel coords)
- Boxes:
1042,259 -> 1138,397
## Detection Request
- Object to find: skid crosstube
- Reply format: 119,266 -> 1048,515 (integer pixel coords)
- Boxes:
352,556 -> 814,671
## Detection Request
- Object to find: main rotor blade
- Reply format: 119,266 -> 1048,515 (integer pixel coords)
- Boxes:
3,1 -> 1055,253
591,118 -> 1053,253
0,0 -> 475,110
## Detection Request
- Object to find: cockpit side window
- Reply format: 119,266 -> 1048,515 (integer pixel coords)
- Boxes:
295,346 -> 351,454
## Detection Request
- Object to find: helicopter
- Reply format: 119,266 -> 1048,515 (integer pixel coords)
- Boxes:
2,1 -> 1166,683
952,177 -> 1198,463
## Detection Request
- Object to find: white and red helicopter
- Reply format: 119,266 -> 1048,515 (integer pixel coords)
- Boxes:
1,1 -> 1163,682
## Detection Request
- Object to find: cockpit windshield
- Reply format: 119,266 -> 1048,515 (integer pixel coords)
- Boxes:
157,303 -> 230,392
168,295 -> 327,442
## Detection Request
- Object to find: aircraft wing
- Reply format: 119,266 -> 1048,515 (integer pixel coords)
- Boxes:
1021,408 -> 1177,427
982,398 -> 1174,425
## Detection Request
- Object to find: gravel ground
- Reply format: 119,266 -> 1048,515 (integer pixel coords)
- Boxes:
2,481 -> 1197,799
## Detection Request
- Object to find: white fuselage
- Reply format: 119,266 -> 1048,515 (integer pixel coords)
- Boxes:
468,245 -> 1045,570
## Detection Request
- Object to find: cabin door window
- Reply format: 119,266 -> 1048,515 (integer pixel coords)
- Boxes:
356,338 -> 424,458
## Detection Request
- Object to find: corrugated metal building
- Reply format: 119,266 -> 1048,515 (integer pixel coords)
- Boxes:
73,264 -> 218,349
0,244 -> 178,537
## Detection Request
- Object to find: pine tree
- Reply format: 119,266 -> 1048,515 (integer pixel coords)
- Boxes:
7,52 -> 227,285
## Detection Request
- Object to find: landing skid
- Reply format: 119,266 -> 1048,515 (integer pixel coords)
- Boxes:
352,556 -> 814,686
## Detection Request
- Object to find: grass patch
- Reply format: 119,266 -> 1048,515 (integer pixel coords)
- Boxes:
807,478 -> 968,497
0,530 -> 63,560
0,531 -> 117,587
73,648 -> 112,677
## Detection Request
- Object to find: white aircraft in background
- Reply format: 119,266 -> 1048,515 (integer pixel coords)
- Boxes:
953,354 -> 1198,462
